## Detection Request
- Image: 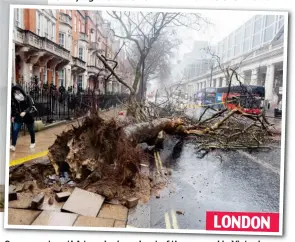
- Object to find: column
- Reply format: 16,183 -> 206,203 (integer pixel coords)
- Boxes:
83,72 -> 88,90
250,69 -> 258,85
206,79 -> 210,87
265,64 -> 275,104
52,68 -> 56,85
20,61 -> 33,83
219,78 -> 222,87
222,77 -> 227,87
65,65 -> 71,89
32,66 -> 39,78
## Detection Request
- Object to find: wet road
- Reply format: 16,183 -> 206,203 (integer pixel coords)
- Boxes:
128,106 -> 282,230
149,143 -> 280,230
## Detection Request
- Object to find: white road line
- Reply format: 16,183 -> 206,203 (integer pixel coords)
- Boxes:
165,212 -> 171,229
171,210 -> 179,229
237,150 -> 280,175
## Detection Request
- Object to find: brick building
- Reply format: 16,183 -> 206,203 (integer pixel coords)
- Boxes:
12,8 -> 133,94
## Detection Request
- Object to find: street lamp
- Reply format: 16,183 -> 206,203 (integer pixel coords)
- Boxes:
140,37 -> 146,102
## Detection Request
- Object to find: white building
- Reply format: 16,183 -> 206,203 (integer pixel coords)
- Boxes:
181,14 -> 285,108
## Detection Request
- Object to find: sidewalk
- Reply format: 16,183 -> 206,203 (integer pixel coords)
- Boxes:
9,107 -> 125,163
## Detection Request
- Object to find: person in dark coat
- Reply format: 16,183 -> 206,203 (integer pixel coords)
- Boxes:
10,84 -> 36,151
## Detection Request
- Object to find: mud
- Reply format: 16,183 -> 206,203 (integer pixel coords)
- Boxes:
9,114 -> 167,206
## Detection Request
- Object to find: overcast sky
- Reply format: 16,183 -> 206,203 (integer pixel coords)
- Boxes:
103,10 -> 255,59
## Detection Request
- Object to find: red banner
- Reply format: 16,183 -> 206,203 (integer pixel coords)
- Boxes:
206,211 -> 280,232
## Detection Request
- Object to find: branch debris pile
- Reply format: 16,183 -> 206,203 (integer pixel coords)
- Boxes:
183,108 -> 277,157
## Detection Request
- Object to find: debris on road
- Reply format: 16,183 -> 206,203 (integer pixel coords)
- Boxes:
31,192 -> 45,209
125,197 -> 139,208
55,191 -> 71,203
176,210 -> 184,215
9,185 -> 17,201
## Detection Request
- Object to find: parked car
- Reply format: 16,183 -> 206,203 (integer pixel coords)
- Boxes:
274,100 -> 282,117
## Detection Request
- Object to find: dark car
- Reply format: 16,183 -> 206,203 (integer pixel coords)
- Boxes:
274,101 -> 282,117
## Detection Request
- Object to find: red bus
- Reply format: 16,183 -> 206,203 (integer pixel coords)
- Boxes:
216,85 -> 265,115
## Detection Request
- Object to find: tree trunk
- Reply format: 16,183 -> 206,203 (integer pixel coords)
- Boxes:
127,59 -> 143,117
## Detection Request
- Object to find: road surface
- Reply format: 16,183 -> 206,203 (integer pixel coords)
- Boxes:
128,106 -> 282,230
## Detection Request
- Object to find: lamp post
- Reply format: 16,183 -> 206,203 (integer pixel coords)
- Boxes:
140,37 -> 146,102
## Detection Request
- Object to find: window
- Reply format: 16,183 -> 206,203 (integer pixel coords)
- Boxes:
44,18 -> 49,38
252,33 -> 261,48
265,15 -> 275,27
78,47 -> 83,60
78,75 -> 83,89
15,9 -> 21,27
68,34 -> 72,51
48,21 -> 52,39
264,25 -> 274,42
245,24 -> 251,38
254,18 -> 262,34
36,12 -> 41,35
58,69 -> 65,87
81,24 -> 85,33
59,32 -> 65,47
243,39 -> 250,52
277,15 -> 284,30
234,44 -> 241,56
78,20 -> 81,33
43,69 -> 47,84
52,23 -> 56,41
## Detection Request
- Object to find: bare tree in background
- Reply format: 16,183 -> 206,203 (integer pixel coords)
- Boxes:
105,11 -> 209,119
126,31 -> 182,100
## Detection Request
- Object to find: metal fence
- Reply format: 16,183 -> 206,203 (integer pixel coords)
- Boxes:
28,89 -> 129,123
11,80 -> 129,136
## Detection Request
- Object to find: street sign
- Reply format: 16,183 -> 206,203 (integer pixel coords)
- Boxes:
279,87 -> 283,94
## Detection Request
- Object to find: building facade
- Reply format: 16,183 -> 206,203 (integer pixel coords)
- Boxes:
181,14 -> 285,107
12,8 -> 133,94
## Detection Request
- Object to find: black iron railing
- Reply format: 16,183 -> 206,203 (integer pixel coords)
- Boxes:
11,80 -> 129,137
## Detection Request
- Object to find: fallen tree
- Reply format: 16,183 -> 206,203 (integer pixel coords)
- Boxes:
43,101 -> 278,201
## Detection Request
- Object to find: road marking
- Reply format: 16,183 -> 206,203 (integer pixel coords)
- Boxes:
156,151 -> 163,170
171,210 -> 179,229
154,152 -> 159,173
237,150 -> 280,175
10,150 -> 49,167
165,212 -> 171,229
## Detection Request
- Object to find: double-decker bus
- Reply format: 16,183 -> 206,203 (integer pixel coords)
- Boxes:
215,85 -> 265,114
194,87 -> 217,106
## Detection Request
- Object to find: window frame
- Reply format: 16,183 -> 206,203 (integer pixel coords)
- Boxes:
58,69 -> 65,87
58,32 -> 66,48
36,11 -> 42,36
78,75 -> 83,89
78,47 -> 84,60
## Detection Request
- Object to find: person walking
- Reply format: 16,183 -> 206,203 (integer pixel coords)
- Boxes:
10,84 -> 36,151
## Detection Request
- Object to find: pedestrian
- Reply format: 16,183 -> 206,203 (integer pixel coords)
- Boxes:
10,84 -> 36,151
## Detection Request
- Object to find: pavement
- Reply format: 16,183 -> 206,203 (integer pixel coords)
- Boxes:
9,107 -> 124,164
8,187 -> 129,228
